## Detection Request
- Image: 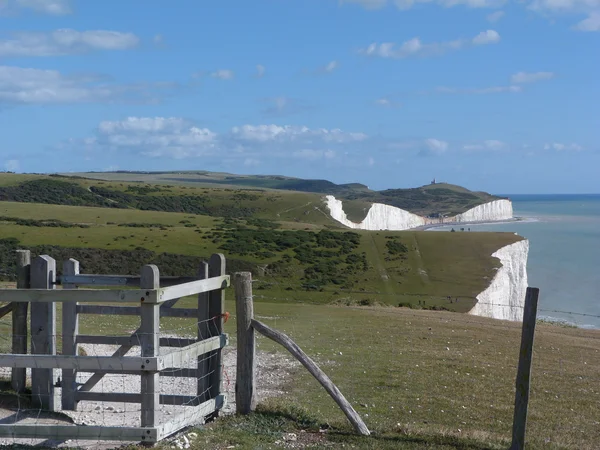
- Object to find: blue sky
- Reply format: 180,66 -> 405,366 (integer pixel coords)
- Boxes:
0,0 -> 598,194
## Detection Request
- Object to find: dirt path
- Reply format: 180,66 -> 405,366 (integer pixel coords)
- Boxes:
0,342 -> 298,449
367,234 -> 395,297
411,235 -> 430,286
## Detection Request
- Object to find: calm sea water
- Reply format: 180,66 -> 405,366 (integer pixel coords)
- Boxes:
433,194 -> 600,328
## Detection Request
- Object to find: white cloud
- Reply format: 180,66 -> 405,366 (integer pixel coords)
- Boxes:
0,65 -> 177,104
486,10 -> 505,21
544,142 -> 583,151
341,0 -> 505,9
375,96 -> 401,107
339,0 -> 388,9
0,29 -> 139,57
4,159 -> 19,172
472,29 -> 501,45
436,85 -> 521,94
256,64 -> 266,78
210,69 -> 234,80
420,138 -> 449,156
260,96 -> 311,117
463,140 -> 506,151
293,149 -> 337,160
324,60 -> 339,73
243,158 -> 260,167
0,0 -> 72,15
153,34 -> 164,45
528,0 -> 600,14
231,124 -> 368,143
361,30 -> 499,58
511,71 -> 555,83
573,12 -> 600,31
65,119 -> 370,163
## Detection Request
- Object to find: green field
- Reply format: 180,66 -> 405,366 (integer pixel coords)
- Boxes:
1,172 -> 583,450
59,171 -> 504,219
0,197 -> 519,311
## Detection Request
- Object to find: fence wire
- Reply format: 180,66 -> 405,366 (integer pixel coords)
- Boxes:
0,314 -> 227,449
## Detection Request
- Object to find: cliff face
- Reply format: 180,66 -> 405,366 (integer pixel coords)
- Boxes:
325,195 -> 426,230
468,239 -> 529,322
325,196 -> 513,231
451,199 -> 513,223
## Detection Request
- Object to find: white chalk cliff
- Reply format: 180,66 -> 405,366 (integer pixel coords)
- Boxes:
452,199 -> 513,223
325,195 -> 426,230
325,195 -> 513,231
469,239 -> 529,322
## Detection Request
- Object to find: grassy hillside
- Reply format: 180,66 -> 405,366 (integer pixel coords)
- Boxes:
0,192 -> 520,311
63,171 -> 504,219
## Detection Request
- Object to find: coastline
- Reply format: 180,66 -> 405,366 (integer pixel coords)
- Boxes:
419,217 -> 532,231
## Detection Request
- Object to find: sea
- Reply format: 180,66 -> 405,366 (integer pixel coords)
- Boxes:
432,194 -> 600,329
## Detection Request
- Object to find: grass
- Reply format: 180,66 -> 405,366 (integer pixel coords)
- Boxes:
1,301 -> 598,449
191,302 -> 600,450
0,197 -> 520,311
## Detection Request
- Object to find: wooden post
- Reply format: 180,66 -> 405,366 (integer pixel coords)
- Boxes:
140,264 -> 160,428
208,254 -> 226,404
510,287 -> 540,450
234,272 -> 256,414
11,249 -> 30,393
30,255 -> 58,411
61,259 -> 79,411
251,319 -> 370,436
197,261 -> 210,402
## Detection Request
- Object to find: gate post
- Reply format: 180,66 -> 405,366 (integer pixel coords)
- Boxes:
11,249 -> 30,393
140,265 -> 160,428
62,258 -> 80,410
30,255 -> 58,411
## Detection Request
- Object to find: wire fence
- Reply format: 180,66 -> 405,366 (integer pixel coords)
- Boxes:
0,314 -> 228,448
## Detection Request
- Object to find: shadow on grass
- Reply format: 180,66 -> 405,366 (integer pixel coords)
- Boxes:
200,403 -> 503,450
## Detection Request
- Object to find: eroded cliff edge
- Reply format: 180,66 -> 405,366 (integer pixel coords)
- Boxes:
468,238 -> 529,321
325,195 -> 513,231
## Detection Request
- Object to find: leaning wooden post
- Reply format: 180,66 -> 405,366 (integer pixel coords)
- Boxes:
11,249 -> 30,393
30,255 -> 58,411
208,254 -> 226,406
234,272 -> 256,414
61,258 -> 80,411
510,287 -> 540,450
197,261 -> 211,402
250,319 -> 370,436
140,265 -> 160,428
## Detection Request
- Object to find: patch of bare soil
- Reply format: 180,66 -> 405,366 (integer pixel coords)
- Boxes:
0,343 -> 298,449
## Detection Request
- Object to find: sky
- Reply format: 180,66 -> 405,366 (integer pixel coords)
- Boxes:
0,0 -> 598,194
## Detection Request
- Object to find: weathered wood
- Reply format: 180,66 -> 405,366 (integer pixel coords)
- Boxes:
59,274 -> 196,287
77,304 -> 197,318
77,334 -> 198,348
140,264 -> 160,428
76,293 -> 184,393
61,258 -> 79,411
0,288 -> 158,303
75,367 -> 203,377
0,425 -> 159,442
208,254 -> 226,405
0,354 -> 158,371
76,392 -> 204,405
510,287 -> 540,450
77,305 -> 140,316
0,303 -> 13,319
234,272 -> 256,414
11,249 -> 30,392
158,395 -> 225,440
158,335 -> 227,370
251,319 -> 370,436
30,255 -> 58,412
196,261 -> 210,401
158,275 -> 230,302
